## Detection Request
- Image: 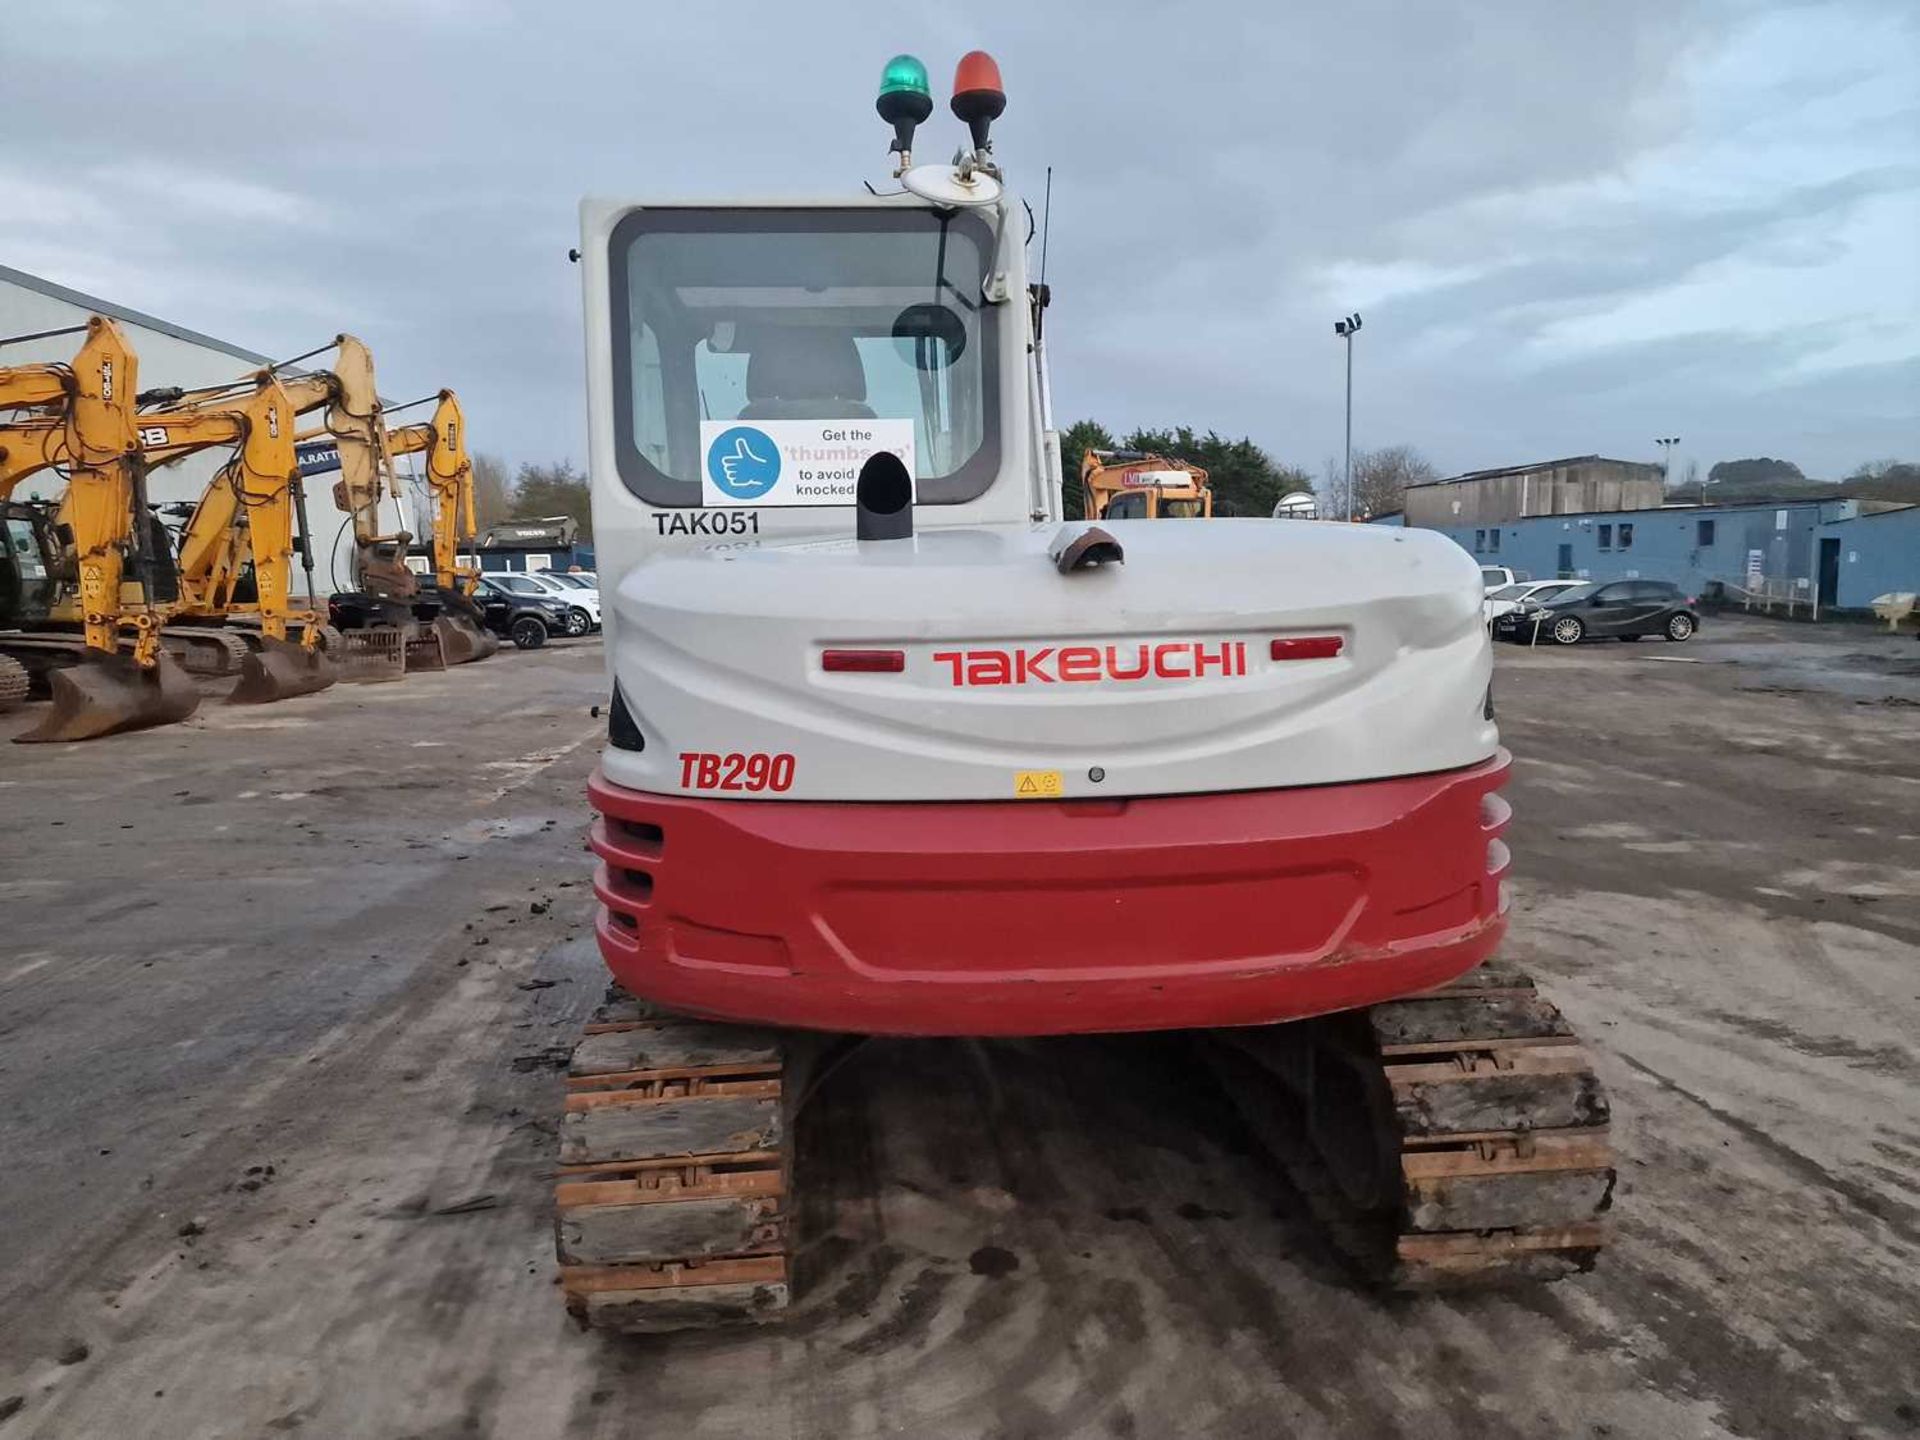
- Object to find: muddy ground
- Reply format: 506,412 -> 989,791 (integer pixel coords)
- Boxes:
0,616 -> 1915,1439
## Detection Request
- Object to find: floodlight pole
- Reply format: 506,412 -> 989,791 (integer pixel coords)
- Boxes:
1335,313 -> 1362,521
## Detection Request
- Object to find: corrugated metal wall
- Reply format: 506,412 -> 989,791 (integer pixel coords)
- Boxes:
1815,507 -> 1920,609
1428,501 -> 1853,600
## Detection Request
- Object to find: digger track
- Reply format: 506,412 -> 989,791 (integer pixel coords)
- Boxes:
554,987 -> 792,1334
1211,960 -> 1615,1289
158,627 -> 254,677
0,654 -> 27,712
554,964 -> 1611,1333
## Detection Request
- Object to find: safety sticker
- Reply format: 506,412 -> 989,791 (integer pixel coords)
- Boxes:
1013,770 -> 1063,799
699,418 -> 916,508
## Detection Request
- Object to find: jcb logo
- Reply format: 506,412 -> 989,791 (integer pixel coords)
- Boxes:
138,426 -> 169,448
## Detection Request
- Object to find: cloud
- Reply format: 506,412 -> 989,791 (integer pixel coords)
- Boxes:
0,0 -> 1912,483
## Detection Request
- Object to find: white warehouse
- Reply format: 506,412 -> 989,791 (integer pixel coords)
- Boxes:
0,264 -> 416,602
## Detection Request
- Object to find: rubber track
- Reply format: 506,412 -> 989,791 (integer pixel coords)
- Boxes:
1213,962 -> 1615,1289
554,987 -> 792,1333
0,654 -> 27,712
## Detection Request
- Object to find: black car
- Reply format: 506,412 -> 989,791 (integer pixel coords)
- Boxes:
1496,579 -> 1699,645
473,575 -> 572,649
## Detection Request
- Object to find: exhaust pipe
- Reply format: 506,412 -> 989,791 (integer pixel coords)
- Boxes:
227,636 -> 337,705
15,649 -> 200,743
855,451 -> 913,542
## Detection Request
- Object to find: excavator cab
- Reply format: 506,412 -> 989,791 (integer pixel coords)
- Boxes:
0,502 -> 60,632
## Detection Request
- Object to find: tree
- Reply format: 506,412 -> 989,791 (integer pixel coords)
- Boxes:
1058,418 -> 1115,518
1847,459 -> 1919,484
1842,459 -> 1920,503
1324,444 -> 1437,521
510,459 -> 592,540
1680,458 -> 1701,496
472,452 -> 514,528
1707,457 -> 1805,488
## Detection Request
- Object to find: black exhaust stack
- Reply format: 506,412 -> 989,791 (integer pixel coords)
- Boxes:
855,451 -> 913,542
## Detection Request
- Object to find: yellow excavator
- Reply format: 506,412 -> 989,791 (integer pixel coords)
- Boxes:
387,389 -> 496,662
132,372 -> 337,702
1080,447 -> 1213,520
0,316 -> 198,741
269,336 -> 490,669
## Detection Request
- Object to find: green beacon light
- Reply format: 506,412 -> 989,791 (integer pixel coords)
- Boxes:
876,54 -> 934,174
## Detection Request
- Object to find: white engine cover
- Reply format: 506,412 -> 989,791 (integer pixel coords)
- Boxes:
602,518 -> 1498,802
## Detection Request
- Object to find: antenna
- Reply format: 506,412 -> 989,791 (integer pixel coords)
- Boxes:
1039,165 -> 1054,289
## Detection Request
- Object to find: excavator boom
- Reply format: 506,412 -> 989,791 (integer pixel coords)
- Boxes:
387,389 -> 496,664
136,375 -> 336,704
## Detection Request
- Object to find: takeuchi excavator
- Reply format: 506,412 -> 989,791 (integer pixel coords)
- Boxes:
1081,447 -> 1213,520
132,372 -> 338,703
0,316 -> 199,740
556,52 -> 1614,1332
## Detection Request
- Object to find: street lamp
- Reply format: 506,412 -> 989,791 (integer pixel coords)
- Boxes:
1334,313 -> 1362,520
1655,436 -> 1681,490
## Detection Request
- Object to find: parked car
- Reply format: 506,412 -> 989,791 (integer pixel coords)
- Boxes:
485,571 -> 598,636
540,570 -> 602,610
1496,580 -> 1700,645
1485,579 -> 1584,625
473,575 -> 573,649
1480,565 -> 1521,590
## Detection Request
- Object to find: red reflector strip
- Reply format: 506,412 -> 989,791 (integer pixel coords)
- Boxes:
822,649 -> 906,673
1269,636 -> 1344,661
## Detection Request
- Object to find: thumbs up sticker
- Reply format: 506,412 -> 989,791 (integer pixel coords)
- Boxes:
698,418 -> 916,508
705,426 -> 782,499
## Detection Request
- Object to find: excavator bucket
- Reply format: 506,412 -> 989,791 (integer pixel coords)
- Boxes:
15,650 -> 200,744
433,612 -> 499,665
227,636 -> 338,706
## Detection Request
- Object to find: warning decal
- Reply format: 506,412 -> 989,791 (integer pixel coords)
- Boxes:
1013,770 -> 1064,799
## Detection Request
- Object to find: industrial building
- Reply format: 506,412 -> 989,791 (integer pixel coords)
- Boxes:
1397,493 -> 1916,615
0,264 -> 412,600
1381,447 -> 1918,614
1403,455 -> 1666,529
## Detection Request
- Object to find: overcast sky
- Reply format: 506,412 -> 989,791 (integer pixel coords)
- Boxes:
4,0 -> 1914,484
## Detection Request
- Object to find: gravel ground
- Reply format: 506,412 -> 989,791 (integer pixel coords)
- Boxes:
0,616 -> 1914,1440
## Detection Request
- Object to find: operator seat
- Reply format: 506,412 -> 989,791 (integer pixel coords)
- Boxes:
737,331 -> 876,420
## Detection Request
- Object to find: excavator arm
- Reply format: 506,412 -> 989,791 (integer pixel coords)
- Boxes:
178,336 -> 490,667
379,388 -> 495,664
276,335 -> 417,604
132,376 -> 336,703
388,390 -> 477,598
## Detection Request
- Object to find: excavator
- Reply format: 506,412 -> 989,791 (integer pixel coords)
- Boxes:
1081,447 -> 1213,520
0,316 -> 198,741
131,372 -> 338,703
552,52 -> 1614,1333
386,389 -> 498,662
266,337 -> 491,669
